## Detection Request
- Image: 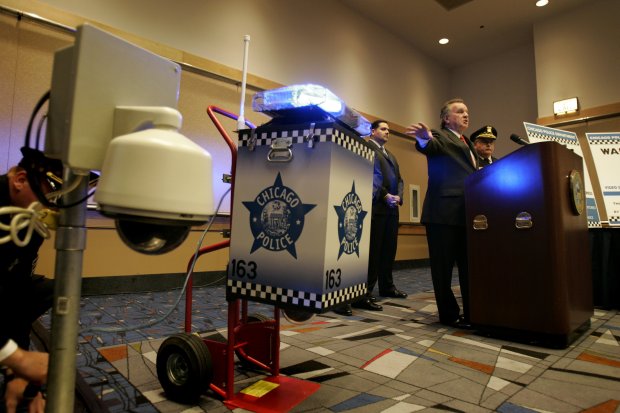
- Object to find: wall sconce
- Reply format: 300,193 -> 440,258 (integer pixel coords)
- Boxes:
553,97 -> 579,115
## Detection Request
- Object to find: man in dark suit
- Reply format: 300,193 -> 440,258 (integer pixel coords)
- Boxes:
356,119 -> 407,310
405,98 -> 477,328
334,119 -> 407,316
471,125 -> 499,167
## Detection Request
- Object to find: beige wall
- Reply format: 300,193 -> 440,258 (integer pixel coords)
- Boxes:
0,13 -> 72,170
533,0 -> 620,118
531,0 -> 620,224
452,43 -> 539,159
33,0 -> 450,129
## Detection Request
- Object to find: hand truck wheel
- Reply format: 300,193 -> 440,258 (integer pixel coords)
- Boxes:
156,333 -> 212,403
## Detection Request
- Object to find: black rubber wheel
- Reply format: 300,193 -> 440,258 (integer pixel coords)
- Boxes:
156,333 -> 212,403
245,313 -> 271,323
282,307 -> 315,324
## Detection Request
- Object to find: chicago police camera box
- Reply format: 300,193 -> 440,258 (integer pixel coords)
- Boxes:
227,121 -> 374,313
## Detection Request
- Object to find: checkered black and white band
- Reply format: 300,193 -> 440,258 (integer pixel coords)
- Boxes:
227,279 -> 367,311
526,132 -> 577,146
239,127 -> 375,162
587,138 -> 619,145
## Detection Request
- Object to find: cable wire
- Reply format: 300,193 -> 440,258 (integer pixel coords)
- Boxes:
81,186 -> 231,334
0,202 -> 51,246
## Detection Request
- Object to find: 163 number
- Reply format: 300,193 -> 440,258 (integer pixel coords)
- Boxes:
325,268 -> 342,289
229,259 -> 257,279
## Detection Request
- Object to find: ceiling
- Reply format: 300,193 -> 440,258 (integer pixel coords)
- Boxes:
338,0 -> 594,68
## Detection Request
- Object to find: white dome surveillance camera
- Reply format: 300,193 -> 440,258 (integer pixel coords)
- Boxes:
44,23 -> 214,255
95,111 -> 214,254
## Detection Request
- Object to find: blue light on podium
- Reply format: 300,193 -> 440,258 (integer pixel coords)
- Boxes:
480,155 -> 544,198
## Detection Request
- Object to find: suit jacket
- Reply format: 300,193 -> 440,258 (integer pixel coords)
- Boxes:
415,127 -> 478,226
478,155 -> 498,167
368,143 -> 403,216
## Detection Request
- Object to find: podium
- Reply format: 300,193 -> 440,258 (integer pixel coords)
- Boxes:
465,141 -> 593,348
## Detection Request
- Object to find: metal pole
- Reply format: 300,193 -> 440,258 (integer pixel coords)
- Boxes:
236,35 -> 251,132
45,170 -> 89,413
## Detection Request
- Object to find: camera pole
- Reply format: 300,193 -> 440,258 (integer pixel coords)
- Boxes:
45,169 -> 89,413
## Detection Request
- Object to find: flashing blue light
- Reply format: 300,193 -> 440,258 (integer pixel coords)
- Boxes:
253,84 -> 343,115
252,84 -> 371,136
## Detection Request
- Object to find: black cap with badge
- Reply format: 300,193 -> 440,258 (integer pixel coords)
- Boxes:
470,125 -> 498,141
18,147 -> 64,194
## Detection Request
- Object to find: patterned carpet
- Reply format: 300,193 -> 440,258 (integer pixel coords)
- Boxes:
40,267 -> 620,413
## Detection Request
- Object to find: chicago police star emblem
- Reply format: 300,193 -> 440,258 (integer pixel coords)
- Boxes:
334,182 -> 368,259
243,173 -> 316,258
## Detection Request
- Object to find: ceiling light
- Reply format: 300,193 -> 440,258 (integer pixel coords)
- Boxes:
536,0 -> 549,7
439,38 -> 449,45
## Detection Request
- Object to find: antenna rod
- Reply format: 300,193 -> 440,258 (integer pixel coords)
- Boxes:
237,34 -> 251,131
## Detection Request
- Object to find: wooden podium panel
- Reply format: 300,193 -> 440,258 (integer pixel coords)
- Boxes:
465,141 -> 592,348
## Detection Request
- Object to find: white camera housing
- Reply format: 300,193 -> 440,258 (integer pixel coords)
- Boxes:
95,106 -> 213,225
95,107 -> 214,253
45,24 -> 214,254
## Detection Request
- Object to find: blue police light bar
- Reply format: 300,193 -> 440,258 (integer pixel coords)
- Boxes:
252,84 -> 371,136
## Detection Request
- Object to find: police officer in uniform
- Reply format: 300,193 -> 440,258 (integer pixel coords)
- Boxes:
471,125 -> 498,167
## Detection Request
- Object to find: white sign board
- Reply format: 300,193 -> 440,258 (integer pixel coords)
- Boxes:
523,122 -> 601,227
585,132 -> 620,226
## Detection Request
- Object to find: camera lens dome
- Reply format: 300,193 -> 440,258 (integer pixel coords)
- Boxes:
116,218 -> 190,255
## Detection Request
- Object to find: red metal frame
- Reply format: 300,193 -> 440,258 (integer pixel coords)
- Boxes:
182,106 -> 279,400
